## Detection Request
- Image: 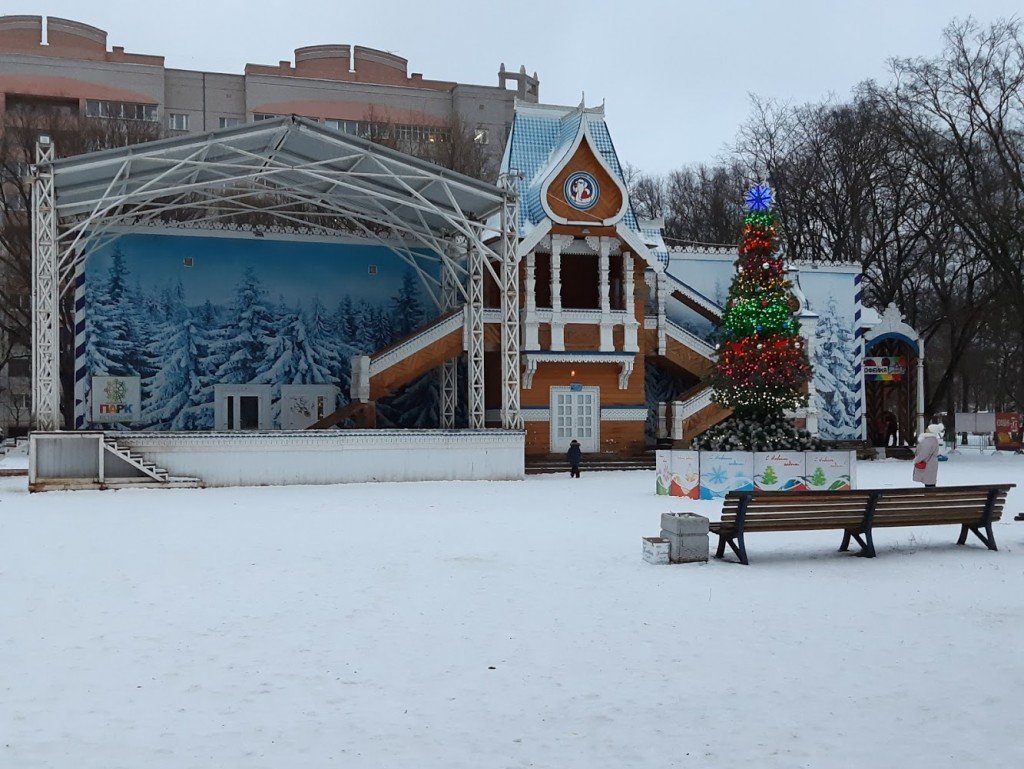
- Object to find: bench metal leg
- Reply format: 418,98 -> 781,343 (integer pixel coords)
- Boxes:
840,492 -> 880,558
840,529 -> 876,558
958,523 -> 998,551
958,489 -> 1000,551
713,533 -> 749,565
725,532 -> 749,566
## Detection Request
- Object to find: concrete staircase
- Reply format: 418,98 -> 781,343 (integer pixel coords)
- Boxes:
101,436 -> 200,488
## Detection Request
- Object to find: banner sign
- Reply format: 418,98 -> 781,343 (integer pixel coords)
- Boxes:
995,412 -> 1022,451
804,451 -> 856,492
656,451 -> 857,496
955,412 -> 996,433
699,451 -> 754,500
656,450 -> 700,498
754,452 -> 807,492
91,375 -> 141,423
864,356 -> 906,381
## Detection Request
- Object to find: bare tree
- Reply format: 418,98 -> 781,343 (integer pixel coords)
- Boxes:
877,18 -> 1024,408
1,104 -> 162,427
358,107 -> 494,181
621,162 -> 666,222
662,162 -> 748,245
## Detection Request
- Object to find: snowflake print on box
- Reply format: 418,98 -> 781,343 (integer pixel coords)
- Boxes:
563,171 -> 600,211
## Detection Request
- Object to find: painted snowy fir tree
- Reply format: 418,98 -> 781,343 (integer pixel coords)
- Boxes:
144,280 -> 214,430
813,295 -> 861,439
695,185 -> 820,451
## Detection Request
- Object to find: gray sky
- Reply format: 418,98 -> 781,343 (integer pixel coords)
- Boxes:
24,1 -> 1023,173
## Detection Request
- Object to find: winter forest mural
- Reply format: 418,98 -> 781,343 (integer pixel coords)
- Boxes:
812,295 -> 862,439
666,255 -> 864,441
77,232 -> 443,430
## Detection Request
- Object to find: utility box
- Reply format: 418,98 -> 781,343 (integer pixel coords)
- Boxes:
660,512 -> 710,563
642,536 -> 671,565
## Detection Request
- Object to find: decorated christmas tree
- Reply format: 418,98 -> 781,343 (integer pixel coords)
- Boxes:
695,185 -> 821,451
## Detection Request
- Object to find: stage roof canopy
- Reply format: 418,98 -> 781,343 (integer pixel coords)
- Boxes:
43,114 -> 509,247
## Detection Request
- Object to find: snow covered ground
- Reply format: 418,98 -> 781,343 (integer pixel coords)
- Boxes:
2,452 -> 1022,768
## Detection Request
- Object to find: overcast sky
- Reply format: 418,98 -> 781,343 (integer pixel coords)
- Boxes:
22,1 -> 1023,173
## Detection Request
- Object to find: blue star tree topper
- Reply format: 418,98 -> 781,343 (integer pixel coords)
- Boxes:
745,184 -> 774,212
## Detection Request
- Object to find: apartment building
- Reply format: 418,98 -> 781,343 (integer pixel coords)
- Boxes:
0,14 -> 539,433
0,15 -> 538,158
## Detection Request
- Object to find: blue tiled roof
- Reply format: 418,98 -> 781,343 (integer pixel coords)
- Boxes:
502,103 -> 643,237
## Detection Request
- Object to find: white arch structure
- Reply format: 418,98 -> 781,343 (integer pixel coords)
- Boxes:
30,116 -> 522,432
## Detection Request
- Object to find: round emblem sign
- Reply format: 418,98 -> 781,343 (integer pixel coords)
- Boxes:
564,171 -> 600,211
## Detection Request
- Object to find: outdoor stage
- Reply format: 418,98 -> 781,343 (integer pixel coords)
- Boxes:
29,430 -> 525,490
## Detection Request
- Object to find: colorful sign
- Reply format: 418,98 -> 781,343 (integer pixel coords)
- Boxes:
753,452 -> 806,492
563,171 -> 600,211
91,375 -> 141,423
804,451 -> 856,491
699,451 -> 754,500
995,412 -> 1022,451
656,450 -> 858,496
656,450 -> 700,498
864,356 -> 906,381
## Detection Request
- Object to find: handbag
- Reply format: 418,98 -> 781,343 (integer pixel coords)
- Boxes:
914,461 -> 927,470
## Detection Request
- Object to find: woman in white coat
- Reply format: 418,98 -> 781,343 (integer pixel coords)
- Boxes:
913,423 -> 943,487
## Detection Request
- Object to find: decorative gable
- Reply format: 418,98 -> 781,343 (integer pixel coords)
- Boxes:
540,127 -> 629,227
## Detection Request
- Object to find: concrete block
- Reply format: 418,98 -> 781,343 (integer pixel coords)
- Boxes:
661,512 -> 710,536
660,529 -> 710,563
642,536 -> 670,565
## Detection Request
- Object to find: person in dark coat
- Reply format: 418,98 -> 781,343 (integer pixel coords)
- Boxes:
567,439 -> 582,478
884,412 -> 899,447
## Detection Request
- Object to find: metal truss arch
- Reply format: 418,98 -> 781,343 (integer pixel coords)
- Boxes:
29,119 -> 517,431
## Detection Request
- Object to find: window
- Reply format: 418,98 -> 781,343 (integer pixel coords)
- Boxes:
85,100 -> 157,122
473,127 -> 489,145
11,393 -> 30,410
219,117 -> 243,128
7,358 -> 29,378
168,113 -> 189,131
252,113 -> 277,121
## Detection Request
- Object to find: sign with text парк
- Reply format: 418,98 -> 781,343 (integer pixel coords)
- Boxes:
91,375 -> 141,423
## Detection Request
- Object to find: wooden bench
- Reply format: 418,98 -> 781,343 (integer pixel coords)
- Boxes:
709,484 -> 1015,565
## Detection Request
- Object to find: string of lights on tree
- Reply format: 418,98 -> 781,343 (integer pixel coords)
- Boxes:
709,184 -> 812,416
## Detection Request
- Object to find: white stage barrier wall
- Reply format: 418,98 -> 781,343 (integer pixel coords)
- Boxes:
111,430 -> 525,487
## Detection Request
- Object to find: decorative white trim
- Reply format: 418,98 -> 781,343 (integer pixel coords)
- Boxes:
370,308 -> 465,375
522,351 -> 636,391
664,319 -> 716,361
618,358 -> 634,389
538,118 -> 630,227
112,429 -> 526,451
600,407 -> 647,421
667,243 -> 737,255
661,269 -> 724,318
680,387 -> 714,416
521,408 -> 550,422
863,302 -> 922,349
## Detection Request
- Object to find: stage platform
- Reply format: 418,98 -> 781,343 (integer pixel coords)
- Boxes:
29,430 -> 525,491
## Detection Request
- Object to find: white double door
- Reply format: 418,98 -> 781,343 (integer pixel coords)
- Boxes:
550,386 -> 600,453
